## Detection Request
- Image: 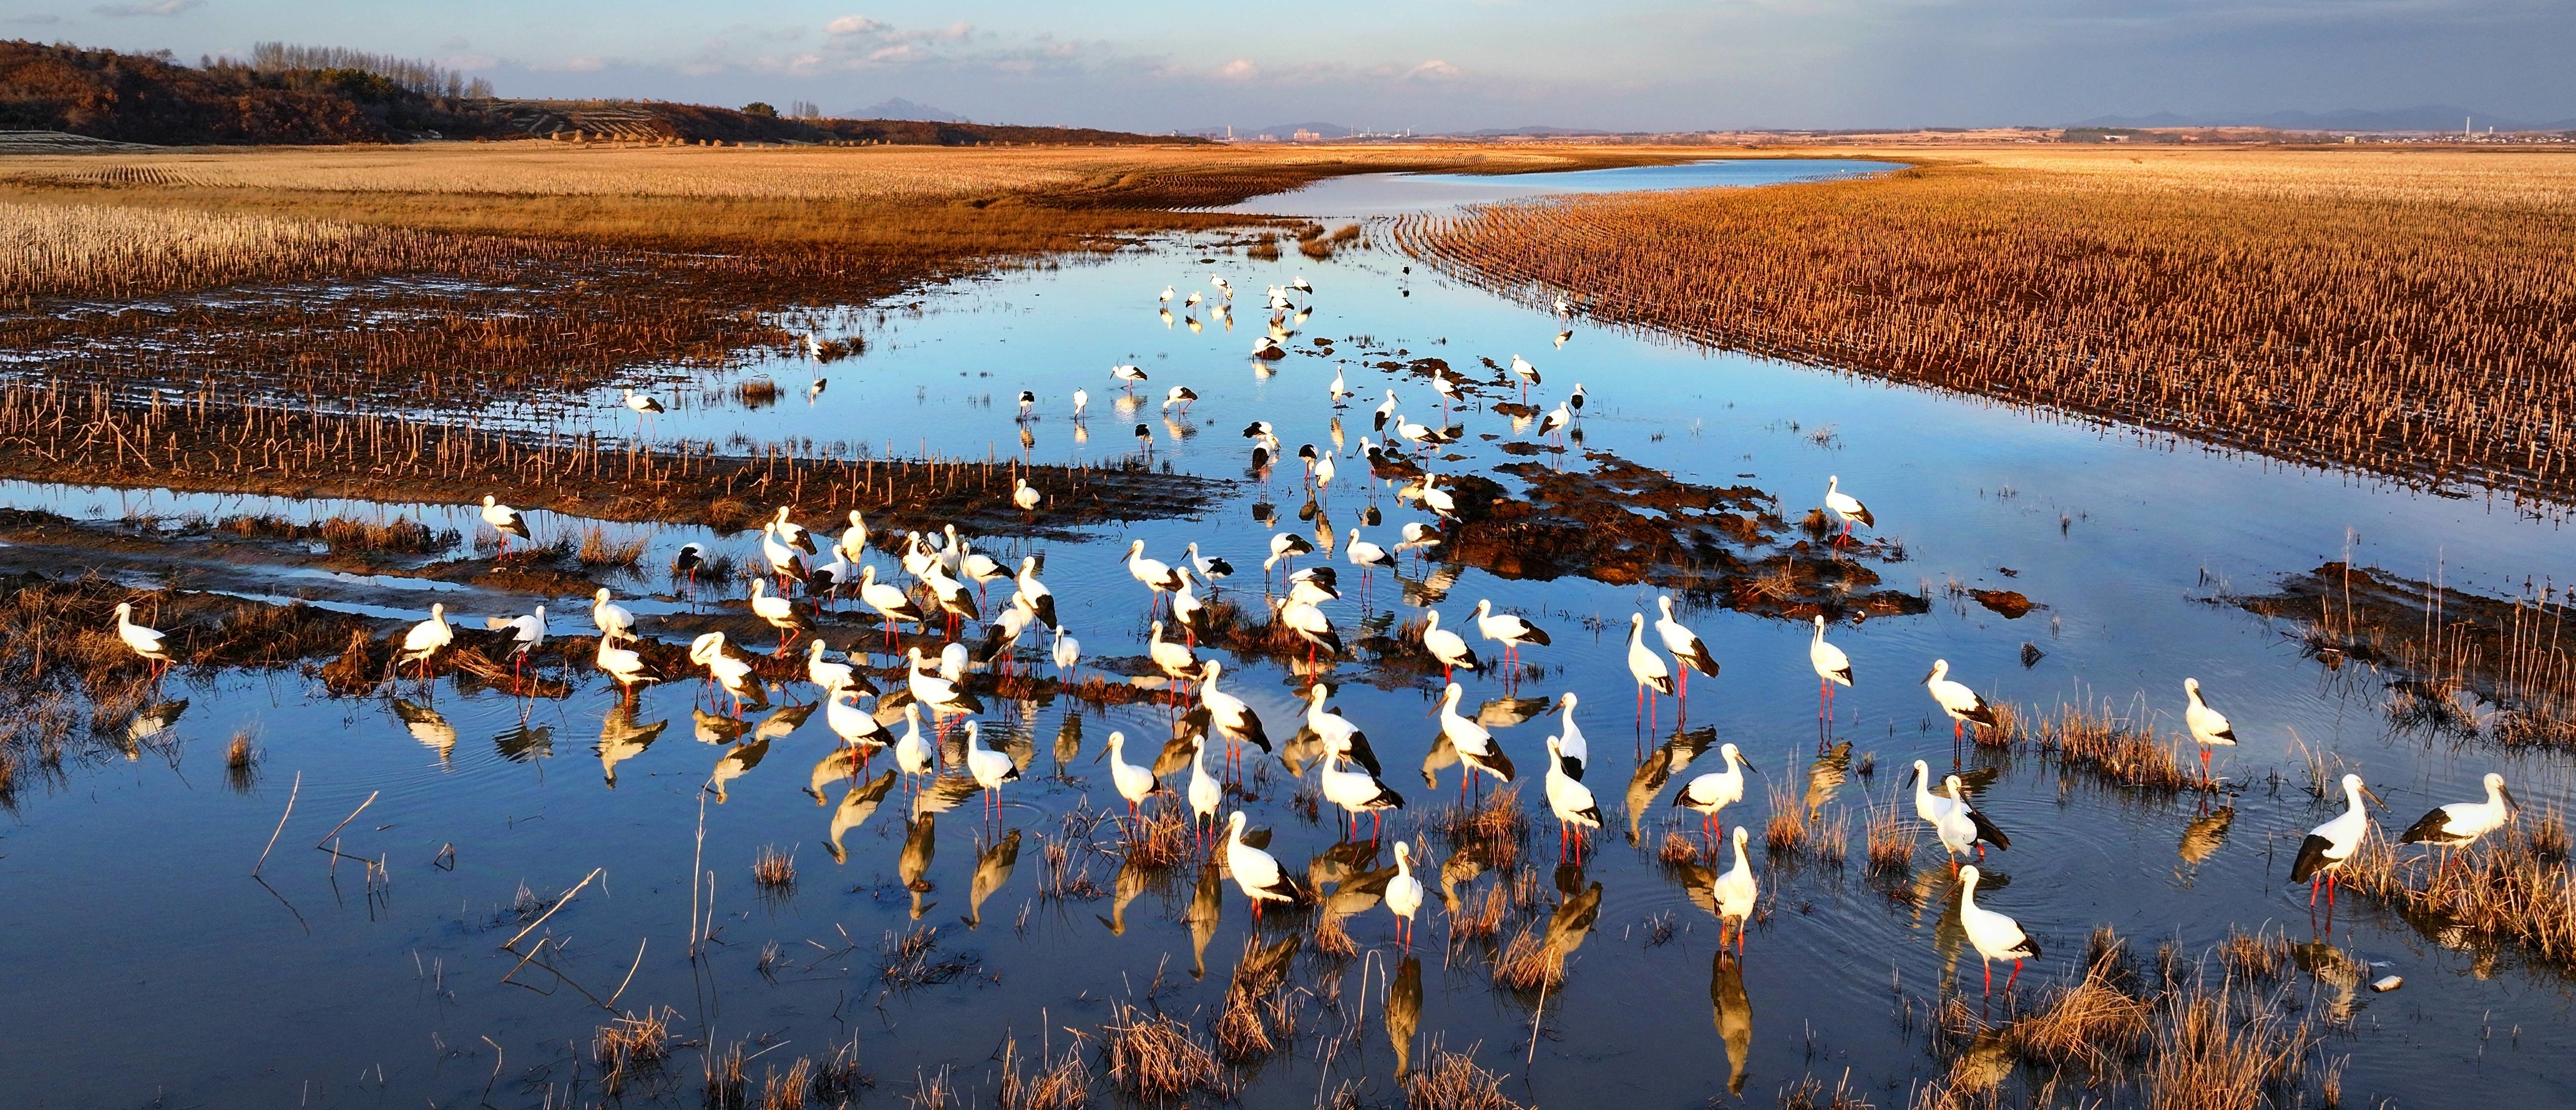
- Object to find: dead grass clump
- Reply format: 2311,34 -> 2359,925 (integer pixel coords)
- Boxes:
1490,922 -> 1564,991
995,1036 -> 1091,1110
1812,807 -> 1850,868
594,1009 -> 674,1093
223,727 -> 259,790
318,514 -> 453,555
1657,829 -> 1700,865
1779,1071 -> 1875,1110
2024,701 -> 2199,793
735,378 -> 782,408
810,1034 -> 871,1103
2143,980 -> 2317,1110
1447,881 -> 1509,943
577,524 -> 650,568
876,924 -> 980,990
705,1041 -> 749,1109
1439,787 -> 1528,852
753,844 -> 797,890
1245,234 -> 1282,261
758,1058 -> 813,1110
1119,803 -> 1196,870
1099,1003 -> 1221,1101
2012,943 -> 2152,1071
2218,925 -> 2290,983
1401,1042 -> 1526,1110
2339,823 -> 2576,964
1763,782 -> 1808,856
1864,794 -> 1912,876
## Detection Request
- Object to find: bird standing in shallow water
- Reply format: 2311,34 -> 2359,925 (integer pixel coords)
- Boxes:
1823,475 -> 1874,543
1957,864 -> 2040,994
1924,659 -> 1999,744
2182,678 -> 2237,784
1627,614 -> 1674,728
2291,773 -> 2382,911
1810,616 -> 1852,724
2400,772 -> 2517,850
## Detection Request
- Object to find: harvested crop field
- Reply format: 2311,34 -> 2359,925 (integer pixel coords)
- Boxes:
1393,148 -> 2576,506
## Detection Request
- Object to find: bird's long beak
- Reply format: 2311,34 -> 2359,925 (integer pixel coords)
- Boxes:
1921,667 -> 1938,684
1739,755 -> 1762,775
2362,785 -> 2386,809
2501,784 -> 2521,812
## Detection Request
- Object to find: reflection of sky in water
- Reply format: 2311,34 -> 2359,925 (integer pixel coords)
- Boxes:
4,163 -> 2575,1107
1213,158 -> 1908,219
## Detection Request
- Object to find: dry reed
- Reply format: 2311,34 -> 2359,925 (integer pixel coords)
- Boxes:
752,844 -> 797,890
1401,1042 -> 1527,1110
1400,150 -> 2576,506
1098,1003 -> 1221,1101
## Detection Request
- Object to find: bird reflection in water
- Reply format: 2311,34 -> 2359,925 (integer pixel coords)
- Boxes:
597,702 -> 667,787
900,812 -> 937,920
824,770 -> 896,864
1711,949 -> 1751,1096
393,698 -> 456,761
965,828 -> 1020,929
705,737 -> 770,803
1387,955 -> 1423,1080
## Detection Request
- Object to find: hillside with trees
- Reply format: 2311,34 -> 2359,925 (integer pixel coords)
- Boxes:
0,40 -> 1200,148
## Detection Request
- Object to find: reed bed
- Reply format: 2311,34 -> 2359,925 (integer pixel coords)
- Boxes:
994,1036 -> 1091,1110
2340,824 -> 2576,966
1401,1042 -> 1526,1110
752,845 -> 797,890
1764,782 -> 1809,856
1907,927 -> 2339,1110
1098,1003 -> 1221,1101
0,381 -> 1217,533
2242,561 -> 2576,748
1398,150 -> 2576,506
2008,700 -> 2208,793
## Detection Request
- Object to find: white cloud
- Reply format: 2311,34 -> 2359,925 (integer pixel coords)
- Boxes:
7,13 -> 63,24
1405,59 -> 1462,81
826,15 -> 885,36
552,56 -> 608,72
1215,58 -> 1259,80
867,44 -> 928,63
91,0 -> 199,16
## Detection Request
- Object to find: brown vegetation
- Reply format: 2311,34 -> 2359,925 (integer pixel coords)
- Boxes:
1442,452 -> 1926,620
2239,561 -> 2576,748
1098,1003 -> 1221,1101
1402,1043 -> 1527,1110
2340,823 -> 2576,967
0,381 -> 1217,535
1399,149 -> 2576,506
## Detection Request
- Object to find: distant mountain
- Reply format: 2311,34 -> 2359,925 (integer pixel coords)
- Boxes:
1459,125 -> 1612,137
2071,105 -> 2573,132
853,98 -> 967,123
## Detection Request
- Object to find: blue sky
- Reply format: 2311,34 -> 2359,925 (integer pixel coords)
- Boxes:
10,0 -> 2573,131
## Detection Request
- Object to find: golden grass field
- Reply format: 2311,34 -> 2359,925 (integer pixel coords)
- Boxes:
1396,145 -> 2576,504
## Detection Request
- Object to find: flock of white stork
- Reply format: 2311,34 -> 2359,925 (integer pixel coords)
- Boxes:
100,267 -> 2534,987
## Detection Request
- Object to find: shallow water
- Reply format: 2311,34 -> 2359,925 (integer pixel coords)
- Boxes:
4,168 -> 2575,1108
1214,158 -> 1905,218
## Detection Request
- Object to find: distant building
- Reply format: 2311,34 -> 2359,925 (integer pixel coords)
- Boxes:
1292,128 -> 1322,142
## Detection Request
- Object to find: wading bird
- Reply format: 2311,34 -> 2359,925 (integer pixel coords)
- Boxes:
1924,659 -> 2000,743
1544,736 -> 1600,861
1957,865 -> 2040,994
1322,750 -> 1405,841
1674,743 -> 1758,841
1551,692 -> 1589,780
2182,677 -> 2237,783
1420,609 -> 1479,681
1112,364 -> 1148,392
480,495 -> 530,557
1653,596 -> 1719,698
1386,842 -> 1424,949
2400,772 -> 2517,849
1438,682 -> 1515,795
963,721 -> 1020,823
1627,614 -> 1674,726
399,603 -> 452,680
1910,762 -> 2010,857
1823,475 -> 1874,543
1224,811 -> 1305,920
1810,616 -> 1852,721
1714,825 -> 1757,950
112,602 -> 171,680
1473,599 -> 1551,675
2291,773 -> 2383,910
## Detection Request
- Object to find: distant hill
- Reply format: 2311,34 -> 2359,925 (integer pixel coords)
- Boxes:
854,98 -> 967,124
0,40 -> 1204,147
0,39 -> 495,144
2071,105 -> 2576,132
1459,125 -> 1611,138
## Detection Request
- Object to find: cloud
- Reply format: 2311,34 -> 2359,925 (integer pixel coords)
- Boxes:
867,44 -> 928,63
441,53 -> 498,71
438,35 -> 472,50
1405,59 -> 1461,81
544,55 -> 608,72
5,13 -> 62,23
826,15 -> 885,36
91,0 -> 199,15
1215,58 -> 1259,80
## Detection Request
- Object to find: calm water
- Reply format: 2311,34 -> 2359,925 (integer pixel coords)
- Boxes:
3,167 -> 2573,1108
1216,158 -> 1904,218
